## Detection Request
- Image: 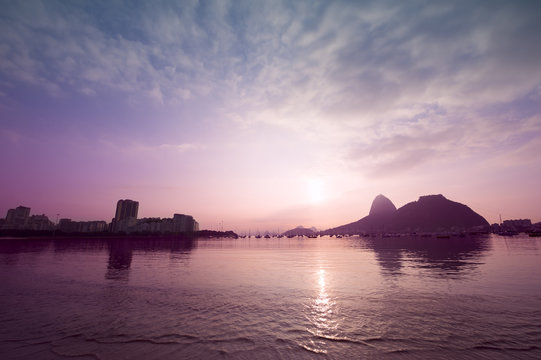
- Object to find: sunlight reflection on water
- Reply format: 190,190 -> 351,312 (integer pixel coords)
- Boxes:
302,267 -> 341,354
1,235 -> 541,359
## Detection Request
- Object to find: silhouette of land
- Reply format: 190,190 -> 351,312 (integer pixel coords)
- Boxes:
282,226 -> 317,237
0,229 -> 238,239
323,194 -> 490,235
1,199 -> 240,239
3,194 -> 541,239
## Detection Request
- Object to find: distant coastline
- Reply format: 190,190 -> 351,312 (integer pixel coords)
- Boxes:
0,229 -> 238,240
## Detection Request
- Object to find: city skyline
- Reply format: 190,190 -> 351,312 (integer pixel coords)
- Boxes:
2,199 -> 200,234
1,1 -> 541,232
2,192 -> 537,234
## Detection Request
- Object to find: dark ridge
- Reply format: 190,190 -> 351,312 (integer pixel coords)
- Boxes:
388,194 -> 489,233
369,194 -> 397,216
324,194 -> 489,235
282,226 -> 316,237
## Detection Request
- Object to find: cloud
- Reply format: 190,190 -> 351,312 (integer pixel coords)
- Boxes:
205,0 -> 541,166
157,143 -> 206,152
0,0 -> 218,103
347,120 -> 464,176
2,1 -> 539,110
97,139 -> 206,155
1,0 -> 540,177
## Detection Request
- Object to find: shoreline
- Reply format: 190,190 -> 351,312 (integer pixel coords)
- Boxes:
0,229 -> 238,240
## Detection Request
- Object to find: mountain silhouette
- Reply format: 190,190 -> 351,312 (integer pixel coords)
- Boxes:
325,194 -> 489,235
369,194 -> 397,216
282,226 -> 316,237
388,194 -> 489,233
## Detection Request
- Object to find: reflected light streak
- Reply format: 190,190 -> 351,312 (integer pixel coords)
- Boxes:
312,268 -> 339,333
303,267 -> 342,353
316,268 -> 330,308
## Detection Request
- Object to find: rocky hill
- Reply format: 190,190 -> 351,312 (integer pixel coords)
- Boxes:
324,194 -> 489,235
369,194 -> 397,216
282,226 -> 316,237
387,194 -> 489,233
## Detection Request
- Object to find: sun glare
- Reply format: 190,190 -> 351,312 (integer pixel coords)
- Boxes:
307,178 -> 326,204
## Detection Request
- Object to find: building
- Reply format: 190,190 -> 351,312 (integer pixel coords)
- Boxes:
3,206 -> 54,231
112,199 -> 139,232
108,199 -> 199,234
502,219 -> 532,233
4,206 -> 31,229
27,215 -> 54,231
173,214 -> 199,232
115,199 -> 139,220
59,219 -> 107,233
59,218 -> 79,233
130,214 -> 199,234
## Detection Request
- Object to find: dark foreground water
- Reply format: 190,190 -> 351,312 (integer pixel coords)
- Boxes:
1,235 -> 540,359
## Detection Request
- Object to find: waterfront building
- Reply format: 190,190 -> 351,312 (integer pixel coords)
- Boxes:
3,206 -> 54,231
502,219 -> 533,233
59,218 -> 79,233
27,215 -> 54,231
173,214 -> 198,232
112,199 -> 139,232
115,199 -> 139,220
4,206 -> 31,229
59,219 -> 107,233
130,214 -> 199,234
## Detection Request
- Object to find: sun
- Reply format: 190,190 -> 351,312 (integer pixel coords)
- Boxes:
307,177 -> 327,204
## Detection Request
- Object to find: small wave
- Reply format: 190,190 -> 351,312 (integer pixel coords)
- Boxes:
80,334 -> 256,350
277,337 -> 328,356
2,335 -> 57,344
362,336 -> 385,343
153,333 -> 199,342
385,348 -> 410,354
1,337 -> 50,345
299,343 -> 328,355
474,338 -> 541,352
97,338 -> 180,345
314,334 -> 372,347
199,336 -> 255,345
51,347 -> 101,360
285,328 -> 310,335
25,339 -> 54,346
473,344 -> 540,352
362,335 -> 411,344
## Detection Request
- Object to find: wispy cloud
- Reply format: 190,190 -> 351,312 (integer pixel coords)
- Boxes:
157,143 -> 206,152
97,139 -> 206,155
1,0 -> 540,176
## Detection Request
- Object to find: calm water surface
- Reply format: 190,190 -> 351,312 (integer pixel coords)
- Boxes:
1,235 -> 540,359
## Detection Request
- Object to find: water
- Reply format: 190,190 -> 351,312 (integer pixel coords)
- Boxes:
1,235 -> 540,359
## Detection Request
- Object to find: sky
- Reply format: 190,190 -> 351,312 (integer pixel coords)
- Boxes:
1,0 -> 540,232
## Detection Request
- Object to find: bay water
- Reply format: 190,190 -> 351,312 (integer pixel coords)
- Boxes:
1,235 -> 540,359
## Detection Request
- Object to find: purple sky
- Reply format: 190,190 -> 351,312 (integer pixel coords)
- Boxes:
1,0 -> 540,232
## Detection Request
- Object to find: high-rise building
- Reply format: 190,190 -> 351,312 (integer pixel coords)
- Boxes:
4,206 -> 31,229
115,199 -> 139,221
112,199 -> 139,232
172,214 -> 198,232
